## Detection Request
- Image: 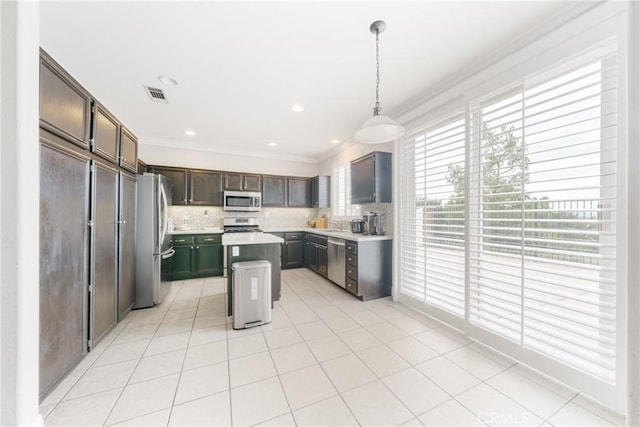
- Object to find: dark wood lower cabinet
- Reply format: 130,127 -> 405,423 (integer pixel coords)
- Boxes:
39,138 -> 90,399
170,234 -> 223,280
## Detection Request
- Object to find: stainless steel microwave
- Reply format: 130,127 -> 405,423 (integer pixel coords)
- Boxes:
223,191 -> 261,212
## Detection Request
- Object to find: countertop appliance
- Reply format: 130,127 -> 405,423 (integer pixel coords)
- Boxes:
135,173 -> 174,308
363,211 -> 386,235
350,219 -> 365,233
223,217 -> 262,233
224,191 -> 261,212
327,237 -> 346,289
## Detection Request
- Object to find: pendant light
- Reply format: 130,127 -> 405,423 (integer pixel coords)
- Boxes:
354,20 -> 405,144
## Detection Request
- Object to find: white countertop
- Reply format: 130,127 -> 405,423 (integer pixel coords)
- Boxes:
169,227 -> 391,242
222,232 -> 284,246
264,227 -> 392,242
169,228 -> 223,235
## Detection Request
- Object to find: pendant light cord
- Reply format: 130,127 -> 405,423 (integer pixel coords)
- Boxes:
374,29 -> 381,116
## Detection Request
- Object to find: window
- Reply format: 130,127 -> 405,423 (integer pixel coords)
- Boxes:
332,163 -> 360,218
399,40 -> 620,407
399,114 -> 466,316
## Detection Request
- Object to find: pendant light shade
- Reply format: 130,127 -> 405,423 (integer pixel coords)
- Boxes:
354,114 -> 405,144
354,20 -> 405,144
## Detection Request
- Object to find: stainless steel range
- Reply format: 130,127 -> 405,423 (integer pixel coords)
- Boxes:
222,217 -> 262,278
223,217 -> 262,233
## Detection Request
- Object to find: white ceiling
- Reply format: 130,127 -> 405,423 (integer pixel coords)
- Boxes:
40,1 -> 573,163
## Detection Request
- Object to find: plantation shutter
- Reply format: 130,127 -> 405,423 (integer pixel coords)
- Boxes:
469,41 -> 618,382
400,115 -> 466,316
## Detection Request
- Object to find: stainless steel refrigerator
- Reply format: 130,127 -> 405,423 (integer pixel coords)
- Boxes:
135,173 -> 174,308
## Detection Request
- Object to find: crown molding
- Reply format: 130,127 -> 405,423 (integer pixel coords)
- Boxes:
139,136 -> 320,164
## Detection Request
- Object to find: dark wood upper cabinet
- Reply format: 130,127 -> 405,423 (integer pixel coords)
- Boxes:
224,173 -> 261,192
148,166 -> 189,205
244,174 -> 262,192
39,53 -> 91,149
190,170 -> 223,206
350,151 -> 392,204
262,175 -> 287,207
224,172 -> 243,191
288,177 -> 312,207
90,103 -> 120,163
311,175 -> 331,208
119,128 -> 137,173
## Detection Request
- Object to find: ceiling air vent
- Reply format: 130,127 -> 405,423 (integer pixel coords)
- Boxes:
144,86 -> 168,103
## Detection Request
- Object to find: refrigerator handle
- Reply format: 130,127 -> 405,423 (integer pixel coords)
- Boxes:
159,182 -> 169,245
161,248 -> 176,259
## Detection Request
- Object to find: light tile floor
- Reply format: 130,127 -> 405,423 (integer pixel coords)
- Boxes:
41,269 -> 625,426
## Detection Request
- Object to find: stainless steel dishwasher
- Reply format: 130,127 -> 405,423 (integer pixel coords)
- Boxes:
327,237 -> 346,288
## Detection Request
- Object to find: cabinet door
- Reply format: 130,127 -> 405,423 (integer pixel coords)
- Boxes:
91,103 -> 119,164
118,172 -> 137,320
149,166 -> 188,205
243,174 -> 262,192
311,176 -> 331,208
317,245 -> 328,277
308,243 -> 318,271
90,160 -> 118,347
190,170 -> 223,205
283,240 -> 304,268
224,172 -> 243,191
171,244 -> 195,280
350,155 -> 375,204
120,128 -> 137,173
196,244 -> 224,276
262,176 -> 286,207
40,55 -> 91,148
39,140 -> 90,398
303,237 -> 309,267
287,177 -> 311,207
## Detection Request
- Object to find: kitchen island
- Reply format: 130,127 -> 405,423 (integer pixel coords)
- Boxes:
222,232 -> 284,315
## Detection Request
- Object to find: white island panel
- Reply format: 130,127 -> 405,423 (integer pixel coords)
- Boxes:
222,233 -> 284,246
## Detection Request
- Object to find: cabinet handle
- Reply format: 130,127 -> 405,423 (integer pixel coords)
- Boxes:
190,199 -> 193,203
196,246 -> 199,249
203,238 -> 215,242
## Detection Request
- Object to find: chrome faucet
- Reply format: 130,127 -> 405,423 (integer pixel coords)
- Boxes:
328,220 -> 342,231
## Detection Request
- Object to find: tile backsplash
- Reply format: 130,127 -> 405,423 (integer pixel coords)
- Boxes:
170,203 -> 392,235
169,206 -> 317,230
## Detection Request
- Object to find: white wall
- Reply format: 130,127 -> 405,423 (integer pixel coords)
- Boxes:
317,141 -> 393,176
0,1 -> 40,425
139,140 -> 320,177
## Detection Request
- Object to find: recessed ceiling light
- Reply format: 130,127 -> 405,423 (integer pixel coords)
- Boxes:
158,75 -> 179,86
331,139 -> 341,144
184,130 -> 196,136
291,104 -> 304,112
268,142 -> 278,147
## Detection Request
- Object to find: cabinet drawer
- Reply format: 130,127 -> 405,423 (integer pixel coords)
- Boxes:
346,241 -> 357,255
347,265 -> 357,281
309,234 -> 327,246
347,253 -> 357,267
285,232 -> 303,241
172,236 -> 194,245
196,234 -> 221,244
346,278 -> 358,296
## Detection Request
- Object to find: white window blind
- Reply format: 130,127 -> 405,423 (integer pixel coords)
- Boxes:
400,115 -> 466,316
470,42 -> 618,382
399,39 -> 620,398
